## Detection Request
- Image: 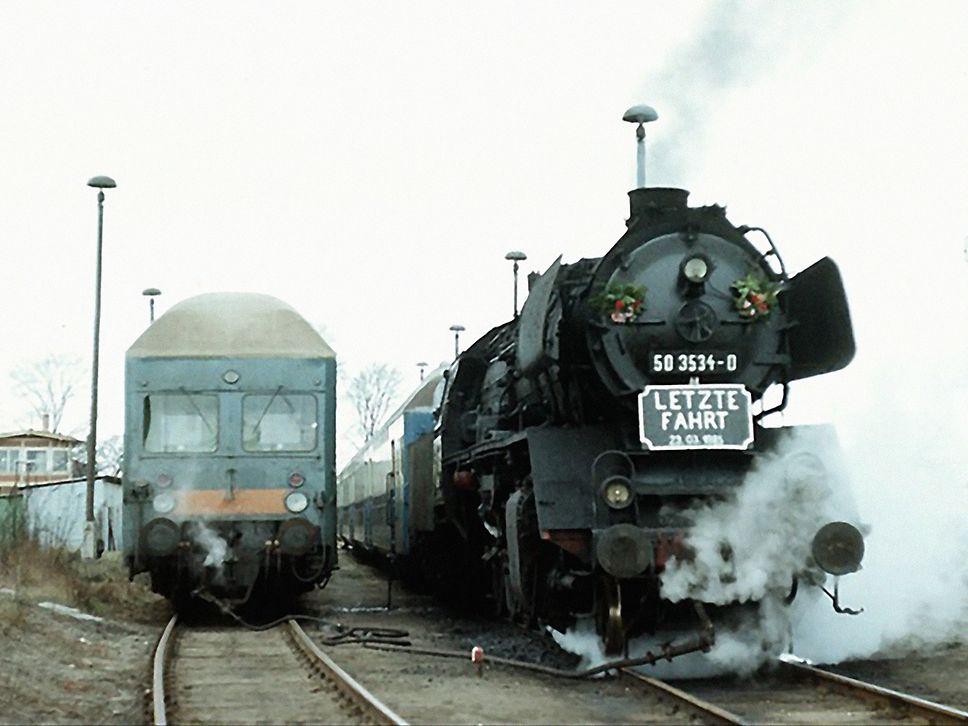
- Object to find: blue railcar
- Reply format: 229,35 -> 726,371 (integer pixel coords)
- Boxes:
123,293 -> 337,604
337,369 -> 442,566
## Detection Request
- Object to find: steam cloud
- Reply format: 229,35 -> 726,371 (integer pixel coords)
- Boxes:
642,1 -> 849,186
788,338 -> 968,664
188,522 -> 228,569
554,427 -> 865,678
554,402 -> 968,678
659,426 -> 859,607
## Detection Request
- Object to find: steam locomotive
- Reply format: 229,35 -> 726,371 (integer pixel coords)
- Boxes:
424,110 -> 865,655
122,293 -> 337,606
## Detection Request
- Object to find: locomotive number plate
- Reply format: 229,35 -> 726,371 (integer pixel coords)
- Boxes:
638,383 -> 753,451
649,351 -> 739,375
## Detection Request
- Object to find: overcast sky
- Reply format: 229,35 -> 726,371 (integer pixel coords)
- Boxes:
1,1 -> 967,452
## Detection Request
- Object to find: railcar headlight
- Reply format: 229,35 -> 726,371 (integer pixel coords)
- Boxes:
682,255 -> 710,283
152,493 -> 176,514
288,472 -> 305,488
285,491 -> 309,513
601,476 -> 633,509
156,473 -> 173,488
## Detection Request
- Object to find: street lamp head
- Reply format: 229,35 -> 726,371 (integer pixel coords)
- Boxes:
87,176 -> 117,189
505,250 -> 527,262
449,324 -> 465,333
142,288 -> 162,297
622,105 -> 658,125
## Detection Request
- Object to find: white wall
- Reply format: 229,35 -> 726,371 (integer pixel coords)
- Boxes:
24,479 -> 122,553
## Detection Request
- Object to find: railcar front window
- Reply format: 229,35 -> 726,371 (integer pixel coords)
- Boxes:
242,392 -> 317,452
143,394 -> 218,453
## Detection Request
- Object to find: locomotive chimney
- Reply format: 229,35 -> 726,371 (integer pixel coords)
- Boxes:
622,104 -> 658,189
628,187 -> 690,222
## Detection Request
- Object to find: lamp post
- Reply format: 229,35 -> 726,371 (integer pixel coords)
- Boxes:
82,175 -> 116,560
416,361 -> 428,381
504,250 -> 527,318
622,104 -> 658,189
449,324 -> 465,358
142,287 -> 161,323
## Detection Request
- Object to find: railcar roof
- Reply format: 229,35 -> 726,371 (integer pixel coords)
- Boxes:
339,366 -> 445,472
388,365 -> 445,416
126,292 -> 335,359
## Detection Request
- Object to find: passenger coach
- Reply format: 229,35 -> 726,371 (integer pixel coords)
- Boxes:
337,368 -> 443,568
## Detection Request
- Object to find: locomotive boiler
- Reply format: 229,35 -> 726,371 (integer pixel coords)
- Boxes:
432,107 -> 865,655
122,293 -> 337,606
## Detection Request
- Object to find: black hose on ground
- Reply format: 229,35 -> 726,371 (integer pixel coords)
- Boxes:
191,588 -> 411,646
361,633 -> 712,680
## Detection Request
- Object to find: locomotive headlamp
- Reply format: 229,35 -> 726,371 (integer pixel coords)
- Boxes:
152,492 -> 176,514
288,472 -> 305,488
285,491 -> 309,514
156,473 -> 173,488
601,476 -> 633,509
811,521 -> 865,576
682,256 -> 710,283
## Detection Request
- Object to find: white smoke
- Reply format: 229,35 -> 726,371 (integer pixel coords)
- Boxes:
552,426 -> 866,678
551,618 -> 608,672
660,425 -> 860,607
553,598 -> 793,679
787,357 -> 968,663
643,1 -> 850,188
188,522 -> 228,569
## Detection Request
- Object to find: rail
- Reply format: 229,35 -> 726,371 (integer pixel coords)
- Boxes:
150,614 -> 407,725
286,619 -> 408,725
780,658 -> 968,724
620,667 -> 745,724
151,614 -> 178,725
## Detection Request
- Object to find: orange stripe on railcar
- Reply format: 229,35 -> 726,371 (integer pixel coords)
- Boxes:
173,489 -> 289,516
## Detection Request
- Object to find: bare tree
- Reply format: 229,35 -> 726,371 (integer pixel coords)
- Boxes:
95,435 -> 123,476
347,363 -> 402,442
71,435 -> 123,477
10,354 -> 84,432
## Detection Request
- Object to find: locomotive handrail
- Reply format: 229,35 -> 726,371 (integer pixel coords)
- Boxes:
737,225 -> 788,280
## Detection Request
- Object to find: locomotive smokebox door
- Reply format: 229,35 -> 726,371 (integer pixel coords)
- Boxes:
785,257 -> 856,380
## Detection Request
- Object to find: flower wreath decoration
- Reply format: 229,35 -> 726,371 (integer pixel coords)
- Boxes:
731,271 -> 781,320
597,282 -> 647,324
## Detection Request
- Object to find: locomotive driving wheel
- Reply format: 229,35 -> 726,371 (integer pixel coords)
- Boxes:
597,574 -> 626,655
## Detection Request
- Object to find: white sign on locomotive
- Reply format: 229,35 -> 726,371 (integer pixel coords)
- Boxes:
639,383 -> 753,450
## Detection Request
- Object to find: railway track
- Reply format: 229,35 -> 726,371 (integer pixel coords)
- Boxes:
621,657 -> 968,725
151,614 -> 407,725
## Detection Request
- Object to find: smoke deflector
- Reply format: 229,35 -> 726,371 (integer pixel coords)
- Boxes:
785,257 -> 856,381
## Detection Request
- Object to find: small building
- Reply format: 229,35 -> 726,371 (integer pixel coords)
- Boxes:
0,428 -> 121,554
0,429 -> 82,493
